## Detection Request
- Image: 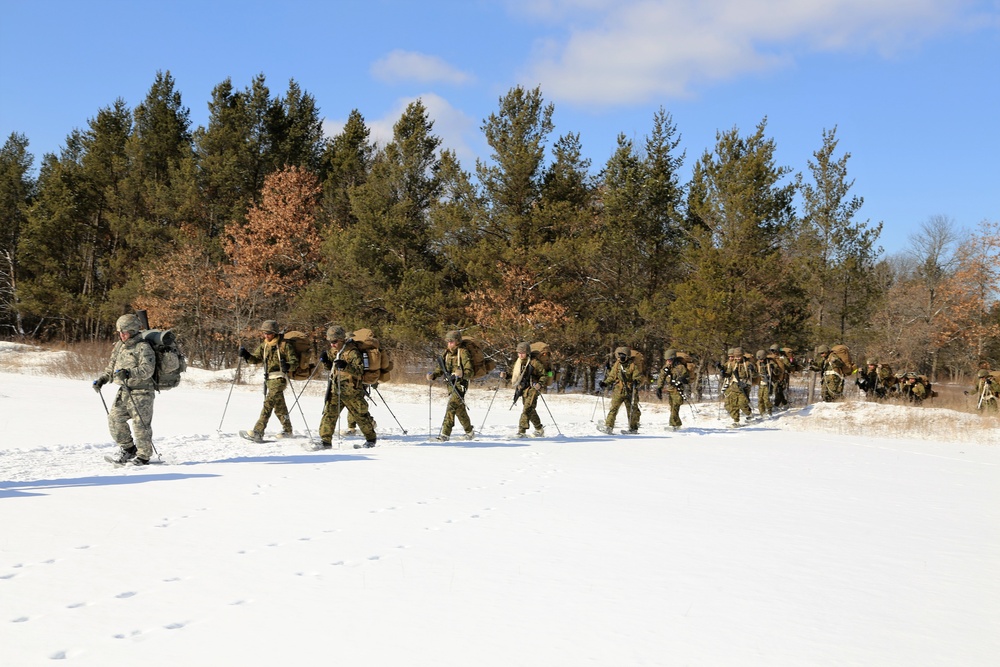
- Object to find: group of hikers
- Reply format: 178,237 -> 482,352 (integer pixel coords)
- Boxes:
92,316 -> 1000,465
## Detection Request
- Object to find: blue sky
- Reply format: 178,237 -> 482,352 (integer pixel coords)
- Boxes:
2,0 -> 998,255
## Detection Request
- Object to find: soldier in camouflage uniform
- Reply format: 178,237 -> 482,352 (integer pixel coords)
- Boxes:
94,314 -> 157,465
768,344 -> 793,409
720,347 -> 755,427
598,347 -> 642,434
504,341 -> 548,438
317,325 -> 377,449
856,359 -> 894,401
754,349 -> 782,417
238,319 -> 298,442
427,330 -> 475,441
809,344 -> 845,402
654,349 -> 688,430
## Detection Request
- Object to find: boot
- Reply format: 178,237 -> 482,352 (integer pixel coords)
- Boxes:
107,446 -> 137,465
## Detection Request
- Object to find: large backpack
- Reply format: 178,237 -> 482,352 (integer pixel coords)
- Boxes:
352,328 -> 393,385
135,329 -> 187,391
460,337 -> 496,379
281,331 -> 316,381
830,344 -> 855,374
529,341 -> 554,386
675,351 -> 699,376
629,348 -> 646,377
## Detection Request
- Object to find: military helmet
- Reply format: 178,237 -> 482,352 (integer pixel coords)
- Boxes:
326,325 -> 347,342
768,344 -> 780,352
756,350 -> 766,360
727,347 -> 736,357
732,347 -> 743,357
516,342 -> 530,354
259,319 -> 280,334
444,330 -> 462,343
867,358 -> 877,366
978,369 -> 990,378
116,314 -> 142,334
816,344 -> 830,355
664,349 -> 676,359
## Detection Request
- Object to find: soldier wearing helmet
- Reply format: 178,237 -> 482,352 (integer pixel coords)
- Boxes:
93,313 -> 157,465
809,344 -> 846,402
754,349 -> 784,417
654,348 -> 689,430
237,319 -> 298,442
766,344 -> 793,409
598,346 -> 643,434
314,325 -> 377,449
719,345 -> 756,426
426,331 -> 476,441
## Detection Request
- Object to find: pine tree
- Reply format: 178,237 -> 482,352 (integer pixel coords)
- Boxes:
0,133 -> 35,335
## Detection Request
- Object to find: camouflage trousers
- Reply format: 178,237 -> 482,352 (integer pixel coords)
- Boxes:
254,377 -> 292,434
439,383 -> 472,437
109,387 -> 154,459
320,382 -> 376,442
773,380 -> 789,408
518,386 -> 544,433
821,372 -> 845,402
663,387 -> 683,428
757,383 -> 773,416
724,382 -> 752,423
605,385 -> 640,431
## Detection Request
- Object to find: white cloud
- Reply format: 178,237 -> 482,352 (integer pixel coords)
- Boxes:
516,0 -> 988,106
322,93 -> 479,164
371,50 -> 475,85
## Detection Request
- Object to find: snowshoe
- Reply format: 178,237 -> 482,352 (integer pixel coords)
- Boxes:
239,430 -> 265,443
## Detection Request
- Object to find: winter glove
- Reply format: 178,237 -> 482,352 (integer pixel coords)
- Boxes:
532,382 -> 541,391
92,377 -> 107,392
319,350 -> 331,368
655,387 -> 663,400
598,380 -> 607,389
333,359 -> 347,370
279,360 -> 290,374
238,346 -> 251,361
426,372 -> 434,382
115,368 -> 130,380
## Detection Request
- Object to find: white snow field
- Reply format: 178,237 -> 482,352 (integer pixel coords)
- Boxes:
1,341 -> 998,666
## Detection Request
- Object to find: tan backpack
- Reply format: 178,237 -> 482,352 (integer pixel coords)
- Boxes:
830,344 -> 855,374
460,337 -> 496,379
352,328 -> 393,384
281,331 -> 316,381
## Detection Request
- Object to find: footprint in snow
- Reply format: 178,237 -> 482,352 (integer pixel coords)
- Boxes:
12,616 -> 29,622
115,591 -> 137,599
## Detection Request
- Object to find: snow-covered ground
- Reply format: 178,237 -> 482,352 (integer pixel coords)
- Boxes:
2,341 -> 998,666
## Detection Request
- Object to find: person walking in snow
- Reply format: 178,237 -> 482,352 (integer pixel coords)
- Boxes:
971,369 -> 999,412
238,319 -> 298,442
809,345 -> 845,402
719,347 -> 755,427
316,325 -> 378,449
94,314 -> 157,466
599,346 -> 642,434
426,330 -> 476,441
503,341 -> 548,438
654,349 -> 688,430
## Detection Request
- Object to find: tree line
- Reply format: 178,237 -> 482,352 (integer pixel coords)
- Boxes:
1,71 -> 997,385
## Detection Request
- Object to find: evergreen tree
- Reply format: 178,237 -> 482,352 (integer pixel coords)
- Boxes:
0,133 -> 35,335
796,126 -> 882,343
668,119 -> 799,361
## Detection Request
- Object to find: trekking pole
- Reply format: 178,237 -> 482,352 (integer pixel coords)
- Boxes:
97,386 -> 110,415
372,384 -> 408,435
285,362 -> 319,425
478,378 -> 501,434
218,357 -> 242,432
286,377 -> 312,438
122,384 -> 161,460
428,378 -> 433,440
537,391 -> 562,436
